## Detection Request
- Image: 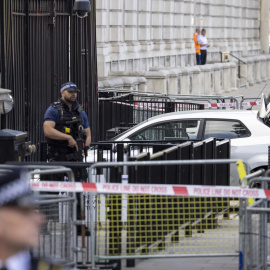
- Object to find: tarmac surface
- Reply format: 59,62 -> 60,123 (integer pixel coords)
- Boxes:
121,81 -> 270,270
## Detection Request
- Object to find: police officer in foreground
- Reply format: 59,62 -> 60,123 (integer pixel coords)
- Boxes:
0,169 -> 63,270
43,82 -> 91,162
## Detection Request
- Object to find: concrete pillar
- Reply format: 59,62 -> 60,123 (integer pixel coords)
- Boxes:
213,63 -> 223,94
180,68 -> 191,95
199,65 -> 214,95
229,62 -> 238,91
247,58 -> 255,86
167,69 -> 178,95
265,55 -> 270,79
260,0 -> 270,54
102,77 -> 125,89
222,62 -> 231,93
240,61 -> 248,87
191,67 -> 202,95
145,70 -> 170,93
176,69 -> 183,94
260,56 -> 267,82
123,77 -> 140,91
254,56 -> 262,83
98,81 -> 104,90
137,77 -> 148,92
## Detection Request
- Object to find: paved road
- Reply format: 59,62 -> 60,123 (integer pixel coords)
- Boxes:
234,80 -> 270,98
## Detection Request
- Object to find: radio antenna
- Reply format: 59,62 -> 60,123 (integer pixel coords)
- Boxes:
250,84 -> 267,110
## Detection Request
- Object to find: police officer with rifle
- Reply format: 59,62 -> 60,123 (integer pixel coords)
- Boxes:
43,82 -> 91,162
43,82 -> 91,236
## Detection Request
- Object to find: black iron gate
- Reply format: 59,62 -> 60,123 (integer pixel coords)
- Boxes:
0,0 -> 98,160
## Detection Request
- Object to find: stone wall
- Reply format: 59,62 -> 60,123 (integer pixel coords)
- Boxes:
97,0 -> 261,78
99,55 -> 270,95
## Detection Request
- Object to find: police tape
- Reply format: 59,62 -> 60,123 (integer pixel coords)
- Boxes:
204,101 -> 261,108
30,181 -> 270,199
112,101 -> 261,110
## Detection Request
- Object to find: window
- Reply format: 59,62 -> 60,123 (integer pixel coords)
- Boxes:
129,120 -> 201,141
204,120 -> 250,139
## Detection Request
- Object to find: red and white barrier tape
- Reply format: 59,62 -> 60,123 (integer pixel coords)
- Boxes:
113,101 -> 261,110
241,101 -> 261,107
30,181 -> 270,199
112,101 -> 165,112
204,101 -> 261,109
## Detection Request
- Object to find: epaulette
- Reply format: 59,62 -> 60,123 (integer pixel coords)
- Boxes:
51,101 -> 61,109
77,105 -> 83,113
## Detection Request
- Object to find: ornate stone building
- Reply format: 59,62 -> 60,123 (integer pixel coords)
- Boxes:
96,0 -> 270,94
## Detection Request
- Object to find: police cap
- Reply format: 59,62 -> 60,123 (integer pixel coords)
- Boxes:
60,82 -> 81,93
0,168 -> 37,208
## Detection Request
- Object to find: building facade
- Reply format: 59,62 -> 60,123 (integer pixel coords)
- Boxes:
97,0 -> 270,94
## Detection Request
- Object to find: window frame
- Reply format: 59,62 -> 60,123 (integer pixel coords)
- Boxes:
127,119 -> 205,141
202,118 -> 251,140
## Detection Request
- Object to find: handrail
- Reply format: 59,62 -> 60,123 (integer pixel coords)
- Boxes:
229,53 -> 247,64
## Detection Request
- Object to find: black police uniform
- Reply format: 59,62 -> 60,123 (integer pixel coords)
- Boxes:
44,99 -> 89,235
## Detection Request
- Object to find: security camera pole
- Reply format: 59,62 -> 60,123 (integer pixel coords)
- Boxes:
72,0 -> 92,266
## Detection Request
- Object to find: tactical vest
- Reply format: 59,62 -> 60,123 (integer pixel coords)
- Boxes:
46,99 -> 84,149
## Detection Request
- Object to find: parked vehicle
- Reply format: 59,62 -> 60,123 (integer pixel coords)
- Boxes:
107,103 -> 270,185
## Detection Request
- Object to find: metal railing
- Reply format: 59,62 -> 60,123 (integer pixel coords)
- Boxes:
240,170 -> 270,270
229,53 -> 247,80
87,159 -> 248,269
98,89 -> 246,140
5,159 -> 270,269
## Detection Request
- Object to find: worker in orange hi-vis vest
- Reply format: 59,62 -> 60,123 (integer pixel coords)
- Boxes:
193,28 -> 201,65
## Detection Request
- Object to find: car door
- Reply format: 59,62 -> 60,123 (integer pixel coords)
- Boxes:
202,119 -> 251,186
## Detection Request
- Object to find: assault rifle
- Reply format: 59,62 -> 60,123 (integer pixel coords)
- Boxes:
65,118 -> 88,162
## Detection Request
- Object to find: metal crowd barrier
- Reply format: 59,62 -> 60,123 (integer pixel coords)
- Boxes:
35,193 -> 76,266
5,159 -> 270,270
26,158 -> 265,270
99,94 -> 204,141
87,139 -> 230,187
87,159 -> 247,269
240,170 -> 270,270
99,88 -> 260,141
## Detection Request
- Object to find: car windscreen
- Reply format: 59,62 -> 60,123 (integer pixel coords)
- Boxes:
109,119 -> 149,141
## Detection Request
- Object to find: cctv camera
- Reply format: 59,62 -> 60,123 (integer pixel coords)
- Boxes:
73,0 -> 91,19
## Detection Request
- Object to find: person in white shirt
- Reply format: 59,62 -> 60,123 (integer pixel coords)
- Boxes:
198,29 -> 210,65
0,169 -> 63,270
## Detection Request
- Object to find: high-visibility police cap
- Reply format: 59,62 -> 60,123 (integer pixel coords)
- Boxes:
60,82 -> 80,93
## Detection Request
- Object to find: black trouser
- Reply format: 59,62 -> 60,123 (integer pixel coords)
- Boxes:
196,53 -> 201,65
201,50 -> 207,65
